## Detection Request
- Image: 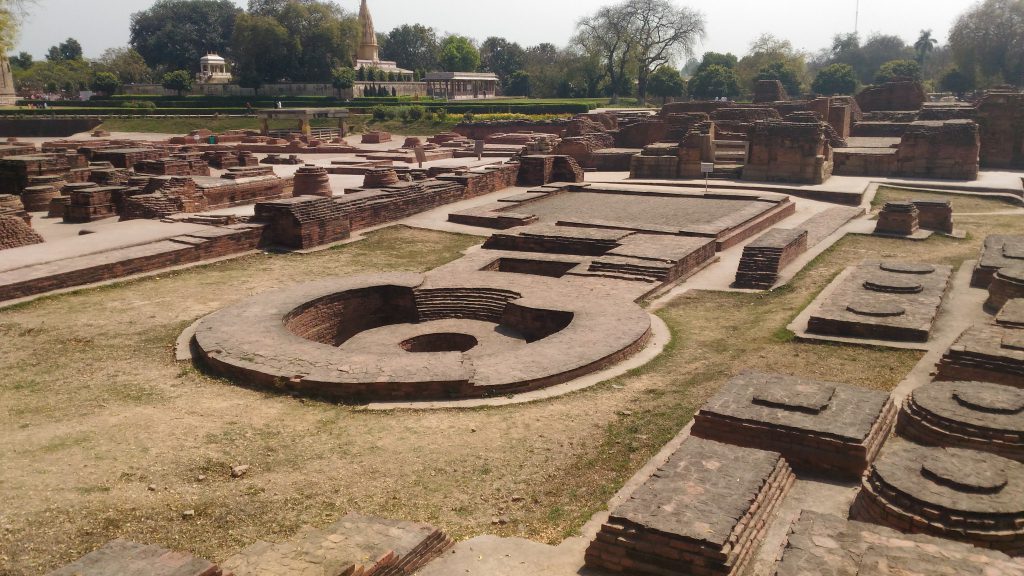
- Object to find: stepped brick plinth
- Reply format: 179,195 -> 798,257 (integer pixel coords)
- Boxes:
0,214 -> 43,251
734,228 -> 808,289
987,267 -> 1024,313
937,323 -> 1024,388
875,201 -> 920,236
362,131 -> 392,144
0,192 -> 23,212
64,186 -> 120,223
253,195 -> 348,249
972,235 -> 1024,288
46,539 -> 224,576
851,439 -> 1024,556
20,184 -> 60,212
585,437 -> 794,576
899,380 -> 1024,462
776,511 -> 1024,576
998,299 -> 1024,328
693,372 -> 895,479
363,168 -> 401,188
222,514 -> 452,576
807,260 -> 953,342
913,198 -> 954,233
293,165 -> 332,197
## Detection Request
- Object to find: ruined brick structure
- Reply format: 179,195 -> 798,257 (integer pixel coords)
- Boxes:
743,121 -> 834,184
122,177 -> 209,220
0,214 -> 43,250
913,199 -> 954,234
64,186 -> 120,223
975,91 -> 1024,169
516,155 -> 584,187
855,81 -> 927,112
254,196 -> 349,250
753,79 -> 788,103
733,228 -> 808,289
875,202 -> 920,236
134,156 -> 211,177
896,120 -> 980,180
292,165 -> 333,197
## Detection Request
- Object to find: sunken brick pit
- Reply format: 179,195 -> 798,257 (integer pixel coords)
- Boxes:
189,272 -> 652,402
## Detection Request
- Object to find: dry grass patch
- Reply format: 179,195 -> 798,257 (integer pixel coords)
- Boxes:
873,185 -> 1023,214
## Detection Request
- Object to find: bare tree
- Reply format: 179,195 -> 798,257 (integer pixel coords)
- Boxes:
628,0 -> 705,104
574,3 -> 636,103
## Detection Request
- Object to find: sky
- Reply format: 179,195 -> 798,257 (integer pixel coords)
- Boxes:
14,0 -> 970,61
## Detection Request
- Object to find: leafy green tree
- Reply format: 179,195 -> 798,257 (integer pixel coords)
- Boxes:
688,64 -> 741,100
439,35 -> 480,72
574,3 -> 636,102
696,52 -> 738,73
939,67 -> 974,95
46,38 -> 82,62
14,58 -> 92,94
95,47 -> 152,84
9,51 -> 31,69
380,24 -> 439,74
874,59 -> 922,83
505,70 -> 531,96
161,70 -> 193,96
130,0 -> 241,72
232,13 -> 294,85
648,66 -> 687,103
332,66 -> 356,97
275,1 -> 358,82
90,71 -> 122,96
480,37 -> 526,88
914,30 -> 938,64
811,63 -> 858,95
755,61 -> 802,96
949,0 -> 1024,87
0,0 -> 31,53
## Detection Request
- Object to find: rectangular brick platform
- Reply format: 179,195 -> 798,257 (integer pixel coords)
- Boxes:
585,437 -> 794,576
734,228 -> 808,289
973,235 -> 1024,288
692,372 -> 895,479
46,540 -> 223,576
775,511 -> 1024,576
806,261 -> 953,342
937,322 -> 1024,388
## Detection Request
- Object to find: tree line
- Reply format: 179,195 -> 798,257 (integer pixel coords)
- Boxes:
4,0 -> 1023,100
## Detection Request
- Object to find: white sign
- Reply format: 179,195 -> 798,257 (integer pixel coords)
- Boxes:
700,162 -> 715,174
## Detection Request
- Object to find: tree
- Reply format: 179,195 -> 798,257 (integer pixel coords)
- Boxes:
130,0 -> 241,72
949,0 -> 1024,87
939,67 -> 974,95
90,72 -> 122,96
811,63 -> 858,95
162,70 -> 193,96
626,0 -> 704,104
696,52 -> 738,73
95,47 -> 152,84
9,51 -> 31,69
647,66 -> 686,103
738,34 -> 808,97
574,2 -> 636,102
0,0 -> 33,53
232,13 -> 294,85
332,66 -> 356,97
380,24 -> 440,73
504,70 -> 531,96
914,30 -> 938,64
46,37 -> 82,62
874,59 -> 922,83
274,1 -> 359,82
14,58 -> 91,94
816,32 -> 914,84
688,64 -> 740,100
480,37 -> 526,88
439,35 -> 479,72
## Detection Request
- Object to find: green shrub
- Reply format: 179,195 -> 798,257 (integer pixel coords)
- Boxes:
371,105 -> 390,120
462,111 -> 475,122
407,105 -> 426,121
121,100 -> 157,110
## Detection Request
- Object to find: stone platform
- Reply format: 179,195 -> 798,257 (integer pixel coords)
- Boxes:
999,299 -> 1024,328
973,235 -> 1024,289
898,380 -> 1024,462
188,272 -> 652,402
850,438 -> 1024,556
776,511 -> 1024,576
805,260 -> 953,343
692,372 -> 895,479
584,437 -> 794,576
936,322 -> 1024,388
46,540 -> 223,576
221,514 -> 452,576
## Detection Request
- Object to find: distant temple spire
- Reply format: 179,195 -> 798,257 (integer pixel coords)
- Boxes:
357,0 -> 379,62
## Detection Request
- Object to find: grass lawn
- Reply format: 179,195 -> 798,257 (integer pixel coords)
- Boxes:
873,185 -> 1023,213
0,193 -> 1020,574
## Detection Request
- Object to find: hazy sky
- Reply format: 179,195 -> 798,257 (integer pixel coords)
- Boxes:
14,0 -> 970,60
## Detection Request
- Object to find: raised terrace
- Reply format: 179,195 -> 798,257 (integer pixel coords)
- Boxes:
972,235 -> 1024,288
937,322 -> 1024,387
692,372 -> 895,479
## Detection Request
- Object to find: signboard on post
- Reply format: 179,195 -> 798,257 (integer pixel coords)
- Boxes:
701,162 -> 714,193
414,145 -> 427,168
474,139 -> 485,160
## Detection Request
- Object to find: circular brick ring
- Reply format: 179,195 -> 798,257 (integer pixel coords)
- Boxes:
863,276 -> 924,294
189,272 -> 652,403
846,301 -> 906,318
880,262 -> 936,275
